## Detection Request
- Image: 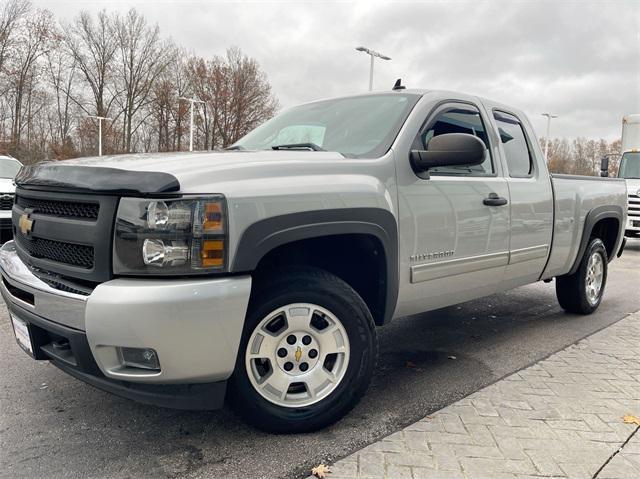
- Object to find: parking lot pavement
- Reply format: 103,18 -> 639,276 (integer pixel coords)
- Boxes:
319,310 -> 640,479
1,240 -> 640,479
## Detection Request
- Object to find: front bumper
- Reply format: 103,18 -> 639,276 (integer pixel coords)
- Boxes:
626,218 -> 640,233
0,241 -> 252,409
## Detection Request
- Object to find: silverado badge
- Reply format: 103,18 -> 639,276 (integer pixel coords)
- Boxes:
19,213 -> 34,235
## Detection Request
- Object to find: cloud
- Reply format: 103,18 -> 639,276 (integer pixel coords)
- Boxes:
36,0 -> 640,139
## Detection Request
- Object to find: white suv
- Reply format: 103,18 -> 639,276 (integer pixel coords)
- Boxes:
0,156 -> 22,243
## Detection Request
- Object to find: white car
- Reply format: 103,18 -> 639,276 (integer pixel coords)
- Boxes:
0,156 -> 22,242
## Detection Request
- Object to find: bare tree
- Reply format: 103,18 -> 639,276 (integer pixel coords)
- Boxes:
545,136 -> 622,176
6,7 -> 52,148
187,48 -> 278,150
64,10 -> 118,120
45,30 -> 78,154
150,52 -> 189,152
113,9 -> 175,152
2,7 -> 279,160
0,0 -> 29,75
186,55 -> 217,149
224,47 -> 278,146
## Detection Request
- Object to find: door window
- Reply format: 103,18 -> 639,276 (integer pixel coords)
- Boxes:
493,111 -> 534,177
416,105 -> 494,176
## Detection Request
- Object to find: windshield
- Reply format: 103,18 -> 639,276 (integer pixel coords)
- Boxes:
0,158 -> 21,178
232,94 -> 420,158
618,152 -> 640,179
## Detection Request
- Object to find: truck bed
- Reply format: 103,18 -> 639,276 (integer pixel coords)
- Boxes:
542,174 -> 627,279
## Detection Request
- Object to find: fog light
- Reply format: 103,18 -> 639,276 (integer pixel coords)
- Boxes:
142,238 -> 189,267
118,347 -> 160,371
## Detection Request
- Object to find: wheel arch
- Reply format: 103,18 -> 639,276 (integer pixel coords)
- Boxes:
568,205 -> 623,275
232,208 -> 399,325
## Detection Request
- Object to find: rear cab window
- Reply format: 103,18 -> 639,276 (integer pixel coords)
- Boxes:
493,111 -> 534,178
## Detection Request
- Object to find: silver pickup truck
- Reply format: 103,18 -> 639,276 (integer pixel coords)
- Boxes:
1,88 -> 628,433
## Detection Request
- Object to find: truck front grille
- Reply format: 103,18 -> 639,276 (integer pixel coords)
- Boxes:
16,196 -> 99,220
15,235 -> 94,269
629,194 -> 640,219
12,188 -> 118,285
0,194 -> 14,210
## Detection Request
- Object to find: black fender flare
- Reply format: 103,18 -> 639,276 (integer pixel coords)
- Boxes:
568,204 -> 624,275
232,208 -> 399,324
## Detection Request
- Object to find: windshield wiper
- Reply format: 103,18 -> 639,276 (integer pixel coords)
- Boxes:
271,142 -> 325,151
225,145 -> 246,151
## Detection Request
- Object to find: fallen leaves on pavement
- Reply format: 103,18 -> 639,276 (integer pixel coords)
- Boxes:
623,415 -> 640,426
311,464 -> 331,478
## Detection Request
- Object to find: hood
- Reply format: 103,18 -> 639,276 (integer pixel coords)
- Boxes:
0,177 -> 15,194
15,150 -> 350,194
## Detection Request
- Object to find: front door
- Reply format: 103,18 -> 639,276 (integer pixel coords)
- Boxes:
395,102 -> 510,317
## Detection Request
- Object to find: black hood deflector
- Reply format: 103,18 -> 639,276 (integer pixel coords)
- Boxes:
15,163 -> 180,195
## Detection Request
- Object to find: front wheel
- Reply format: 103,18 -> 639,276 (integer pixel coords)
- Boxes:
228,268 -> 377,433
556,238 -> 608,314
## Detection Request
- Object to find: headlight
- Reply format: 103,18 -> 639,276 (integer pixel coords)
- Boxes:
113,195 -> 227,275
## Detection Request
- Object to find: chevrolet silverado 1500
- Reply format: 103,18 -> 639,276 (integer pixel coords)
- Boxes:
1,88 -> 628,432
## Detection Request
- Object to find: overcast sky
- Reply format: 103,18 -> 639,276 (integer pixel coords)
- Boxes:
34,0 -> 640,140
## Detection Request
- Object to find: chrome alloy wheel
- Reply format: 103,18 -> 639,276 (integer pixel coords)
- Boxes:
245,303 -> 350,408
585,251 -> 604,305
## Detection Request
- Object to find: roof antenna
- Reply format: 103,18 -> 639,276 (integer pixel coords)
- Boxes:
392,79 -> 406,91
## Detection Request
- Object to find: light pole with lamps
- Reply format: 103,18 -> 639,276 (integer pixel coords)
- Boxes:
179,97 -> 206,151
541,113 -> 558,160
355,46 -> 391,91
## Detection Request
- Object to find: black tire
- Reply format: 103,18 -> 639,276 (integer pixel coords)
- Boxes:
228,267 -> 377,433
556,238 -> 608,314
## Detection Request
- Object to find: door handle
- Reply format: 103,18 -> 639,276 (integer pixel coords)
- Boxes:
483,193 -> 508,207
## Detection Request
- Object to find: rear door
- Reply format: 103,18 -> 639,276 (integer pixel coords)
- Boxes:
489,109 -> 553,288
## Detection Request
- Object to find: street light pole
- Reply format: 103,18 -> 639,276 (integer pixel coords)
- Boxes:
88,116 -> 112,156
179,97 -> 205,151
541,113 -> 558,160
355,46 -> 391,91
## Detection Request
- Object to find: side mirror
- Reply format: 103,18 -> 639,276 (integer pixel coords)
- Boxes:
600,156 -> 609,177
410,133 -> 486,172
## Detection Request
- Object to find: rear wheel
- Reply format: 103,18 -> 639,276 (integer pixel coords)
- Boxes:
228,267 -> 377,433
556,238 -> 608,314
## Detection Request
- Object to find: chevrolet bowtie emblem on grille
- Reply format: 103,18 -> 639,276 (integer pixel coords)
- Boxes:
19,213 -> 34,235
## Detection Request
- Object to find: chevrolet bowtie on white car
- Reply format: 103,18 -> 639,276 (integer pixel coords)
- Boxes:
1,89 -> 628,432
0,155 -> 22,243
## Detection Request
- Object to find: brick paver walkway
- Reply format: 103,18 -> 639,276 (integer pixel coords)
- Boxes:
315,311 -> 640,479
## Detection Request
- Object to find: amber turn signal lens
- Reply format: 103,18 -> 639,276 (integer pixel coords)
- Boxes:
203,202 -> 223,232
201,239 -> 224,268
